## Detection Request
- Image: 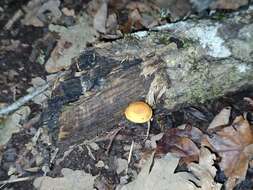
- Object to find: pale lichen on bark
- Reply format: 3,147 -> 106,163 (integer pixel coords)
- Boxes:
136,7 -> 253,109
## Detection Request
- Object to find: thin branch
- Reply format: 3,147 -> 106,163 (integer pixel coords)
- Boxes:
4,9 -> 24,30
0,176 -> 34,185
0,72 -> 66,116
0,83 -> 50,116
126,140 -> 134,174
106,126 -> 123,155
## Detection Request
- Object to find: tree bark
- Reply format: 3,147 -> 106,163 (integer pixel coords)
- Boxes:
53,7 -> 253,145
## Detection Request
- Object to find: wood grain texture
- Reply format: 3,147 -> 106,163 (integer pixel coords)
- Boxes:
58,63 -> 152,145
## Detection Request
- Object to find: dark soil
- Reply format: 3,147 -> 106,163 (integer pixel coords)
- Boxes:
1,1 -> 253,190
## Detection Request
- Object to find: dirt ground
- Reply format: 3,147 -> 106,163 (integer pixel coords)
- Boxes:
0,0 -> 253,190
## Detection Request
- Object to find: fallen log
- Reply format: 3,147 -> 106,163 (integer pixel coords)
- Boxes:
45,7 -> 253,146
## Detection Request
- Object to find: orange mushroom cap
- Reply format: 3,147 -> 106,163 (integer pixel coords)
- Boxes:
124,101 -> 152,123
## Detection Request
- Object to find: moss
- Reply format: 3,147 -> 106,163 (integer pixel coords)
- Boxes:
152,33 -> 195,51
182,38 -> 196,48
184,63 -> 251,104
36,50 -> 46,65
159,8 -> 170,19
153,32 -> 171,45
124,34 -> 141,47
211,11 -> 227,21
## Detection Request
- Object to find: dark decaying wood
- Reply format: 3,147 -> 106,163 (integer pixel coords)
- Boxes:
58,60 -> 152,145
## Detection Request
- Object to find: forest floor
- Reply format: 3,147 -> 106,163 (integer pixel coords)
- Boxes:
0,0 -> 253,190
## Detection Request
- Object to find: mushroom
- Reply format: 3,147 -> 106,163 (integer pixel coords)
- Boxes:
124,101 -> 153,139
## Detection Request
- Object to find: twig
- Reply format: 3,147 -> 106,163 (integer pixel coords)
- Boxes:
85,145 -> 96,160
0,176 -> 34,185
126,140 -> 134,174
0,83 -> 50,116
4,9 -> 24,30
50,147 -> 59,164
0,72 -> 66,116
106,126 -> 123,155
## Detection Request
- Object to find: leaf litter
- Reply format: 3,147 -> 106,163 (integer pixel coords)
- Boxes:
203,115 -> 253,189
0,106 -> 30,145
1,1 -> 253,190
45,14 -> 98,73
120,147 -> 221,190
33,168 -> 96,190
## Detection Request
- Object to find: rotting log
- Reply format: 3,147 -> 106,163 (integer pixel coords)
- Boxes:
44,8 -> 253,146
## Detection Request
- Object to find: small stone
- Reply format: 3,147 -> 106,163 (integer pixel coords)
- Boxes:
36,155 -> 44,166
116,158 -> 128,174
120,175 -> 129,185
89,142 -> 100,150
150,133 -> 164,148
95,160 -> 105,168
8,165 -> 16,176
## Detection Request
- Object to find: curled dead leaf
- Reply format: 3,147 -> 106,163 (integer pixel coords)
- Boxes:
202,115 -> 253,189
156,125 -> 203,163
122,147 -> 221,190
210,0 -> 249,10
208,107 -> 231,130
93,0 -> 108,33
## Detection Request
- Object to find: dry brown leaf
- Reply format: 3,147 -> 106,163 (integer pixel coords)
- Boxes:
188,147 -> 222,190
156,125 -> 203,163
210,0 -> 249,10
62,7 -> 75,17
126,2 -> 152,12
202,116 -> 253,188
93,0 -> 108,33
154,0 -> 192,21
0,106 -> 31,145
33,168 -> 96,190
208,107 -> 231,130
121,147 -> 221,190
129,9 -> 143,30
106,13 -> 118,32
22,0 -> 61,27
45,14 -> 98,73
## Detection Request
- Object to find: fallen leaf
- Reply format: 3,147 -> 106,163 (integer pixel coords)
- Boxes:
22,0 -> 61,27
129,9 -> 143,30
33,168 -> 96,190
156,125 -> 203,162
0,106 -> 30,145
116,158 -> 128,174
188,147 -> 222,190
154,0 -> 192,21
126,1 -> 152,12
27,77 -> 51,105
208,107 -> 231,130
202,116 -> 253,189
93,0 -> 108,33
126,1 -> 158,29
190,0 -> 214,12
45,14 -> 98,73
210,0 -> 249,10
183,106 -> 209,122
121,147 -> 221,190
106,13 -> 118,33
62,7 -> 75,17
